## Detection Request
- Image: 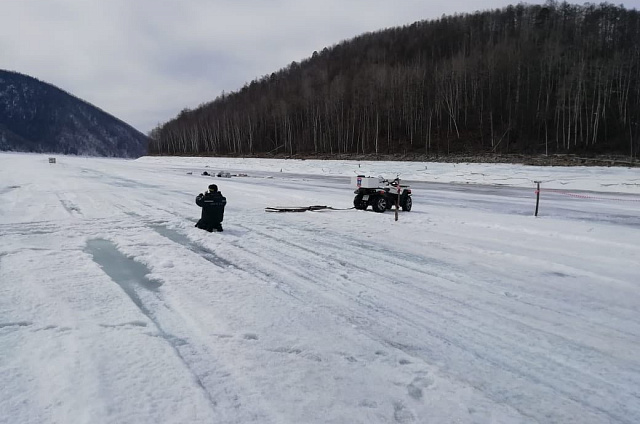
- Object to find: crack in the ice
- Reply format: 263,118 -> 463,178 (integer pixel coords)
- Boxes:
0,321 -> 32,329
84,238 -> 219,411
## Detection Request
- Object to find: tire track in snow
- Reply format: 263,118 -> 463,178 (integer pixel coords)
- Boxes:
0,185 -> 21,195
227,221 -> 640,424
260,220 -> 640,344
280,223 -> 640,378
333,233 -> 640,345
142,224 -> 434,423
242,223 -> 616,358
148,223 -> 306,304
0,221 -> 63,236
89,192 -> 639,422
85,237 -> 271,423
100,212 -> 640,404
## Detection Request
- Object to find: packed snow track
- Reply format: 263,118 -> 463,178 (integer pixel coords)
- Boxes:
1,154 -> 639,424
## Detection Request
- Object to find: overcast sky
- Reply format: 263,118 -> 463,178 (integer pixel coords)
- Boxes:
3,1 -> 639,134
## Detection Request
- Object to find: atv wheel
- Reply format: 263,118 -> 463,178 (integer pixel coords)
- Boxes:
372,196 -> 388,213
402,196 -> 412,211
353,195 -> 367,210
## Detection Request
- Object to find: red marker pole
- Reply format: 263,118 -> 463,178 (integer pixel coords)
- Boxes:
395,184 -> 400,222
534,181 -> 541,217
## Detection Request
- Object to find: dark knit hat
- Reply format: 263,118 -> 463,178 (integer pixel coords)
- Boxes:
208,184 -> 218,192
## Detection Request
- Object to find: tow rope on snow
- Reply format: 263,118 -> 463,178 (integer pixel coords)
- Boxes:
265,205 -> 354,212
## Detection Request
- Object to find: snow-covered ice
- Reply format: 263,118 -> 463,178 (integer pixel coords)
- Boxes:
1,153 -> 639,424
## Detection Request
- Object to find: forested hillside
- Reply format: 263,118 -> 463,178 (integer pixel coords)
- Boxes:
0,70 -> 148,158
149,2 -> 640,159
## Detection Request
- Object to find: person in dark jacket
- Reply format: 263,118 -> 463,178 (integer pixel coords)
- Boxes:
195,184 -> 227,232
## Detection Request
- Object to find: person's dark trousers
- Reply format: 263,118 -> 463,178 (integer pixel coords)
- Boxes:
195,220 -> 222,232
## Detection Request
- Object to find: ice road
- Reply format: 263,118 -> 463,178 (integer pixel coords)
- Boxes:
1,153 -> 639,424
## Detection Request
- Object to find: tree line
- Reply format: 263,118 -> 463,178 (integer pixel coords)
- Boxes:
148,1 -> 640,159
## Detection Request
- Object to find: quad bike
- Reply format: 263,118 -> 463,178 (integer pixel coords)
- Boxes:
352,175 -> 412,213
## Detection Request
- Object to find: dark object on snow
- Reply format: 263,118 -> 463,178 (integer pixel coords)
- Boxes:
265,205 -> 353,212
352,176 -> 412,213
201,171 -> 210,176
195,184 -> 226,232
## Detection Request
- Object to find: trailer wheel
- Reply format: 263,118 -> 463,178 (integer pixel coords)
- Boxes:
353,195 -> 367,210
372,196 -> 388,213
402,196 -> 412,211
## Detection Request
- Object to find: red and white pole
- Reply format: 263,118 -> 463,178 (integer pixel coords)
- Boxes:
534,181 -> 541,217
395,184 -> 400,222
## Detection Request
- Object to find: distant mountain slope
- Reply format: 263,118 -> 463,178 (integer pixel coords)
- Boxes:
0,70 -> 147,158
